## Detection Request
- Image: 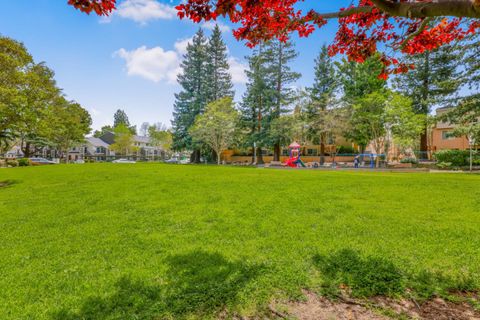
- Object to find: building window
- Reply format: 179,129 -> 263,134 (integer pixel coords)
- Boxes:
306,148 -> 317,156
442,131 -> 455,140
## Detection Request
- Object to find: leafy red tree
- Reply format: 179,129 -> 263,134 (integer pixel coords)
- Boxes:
68,0 -> 480,75
67,0 -> 116,15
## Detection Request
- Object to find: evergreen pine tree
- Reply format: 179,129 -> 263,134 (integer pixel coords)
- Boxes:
263,39 -> 301,161
394,44 -> 460,155
307,45 -> 338,164
113,109 -> 130,128
205,25 -> 234,102
239,44 -> 272,164
171,29 -> 209,162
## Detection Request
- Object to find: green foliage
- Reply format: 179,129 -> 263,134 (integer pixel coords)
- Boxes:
148,125 -> 172,152
18,158 -> 30,167
336,145 -> 356,154
434,150 -> 479,167
45,99 -> 92,160
306,45 -> 338,153
205,24 -> 234,102
172,29 -> 210,153
5,159 -> 18,167
190,97 -> 238,164
400,157 -> 418,164
93,125 -> 113,138
110,124 -> 137,156
1,165 -> 480,319
338,55 -> 387,149
239,40 -> 300,160
0,36 -> 91,158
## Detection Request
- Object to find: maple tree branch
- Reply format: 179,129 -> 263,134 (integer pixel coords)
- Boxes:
312,6 -> 375,19
399,17 -> 432,49
371,0 -> 480,19
312,0 -> 480,20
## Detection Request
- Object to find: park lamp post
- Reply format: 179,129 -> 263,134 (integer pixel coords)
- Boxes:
468,134 -> 476,172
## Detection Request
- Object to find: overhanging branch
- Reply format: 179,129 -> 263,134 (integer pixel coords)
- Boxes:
312,0 -> 480,19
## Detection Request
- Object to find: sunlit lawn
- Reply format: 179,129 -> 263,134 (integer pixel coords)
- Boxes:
1,164 -> 479,319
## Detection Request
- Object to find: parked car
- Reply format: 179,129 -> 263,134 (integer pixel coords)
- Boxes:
179,158 -> 191,164
29,157 -> 57,165
112,158 -> 136,164
74,159 -> 85,164
165,157 -> 179,164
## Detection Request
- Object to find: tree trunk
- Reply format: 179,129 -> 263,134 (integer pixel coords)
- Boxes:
23,141 -> 31,158
211,149 -> 218,164
217,150 -> 221,165
419,51 -> 430,158
420,129 -> 428,159
273,143 -> 281,162
190,149 -> 201,163
256,147 -> 264,165
319,133 -> 326,165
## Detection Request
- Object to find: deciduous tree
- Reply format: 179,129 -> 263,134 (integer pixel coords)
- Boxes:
189,97 -> 238,164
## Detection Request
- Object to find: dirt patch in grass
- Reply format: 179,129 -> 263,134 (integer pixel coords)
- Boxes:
273,291 -> 480,320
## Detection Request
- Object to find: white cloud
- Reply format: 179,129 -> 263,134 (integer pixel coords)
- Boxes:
202,21 -> 231,33
115,39 -> 247,85
174,37 -> 193,56
115,46 -> 180,84
228,57 -> 248,84
108,0 -> 177,24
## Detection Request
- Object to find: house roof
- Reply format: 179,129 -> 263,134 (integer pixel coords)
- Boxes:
134,135 -> 150,143
86,137 -> 110,148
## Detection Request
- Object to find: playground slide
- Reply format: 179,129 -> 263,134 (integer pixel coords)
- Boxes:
284,157 -> 306,168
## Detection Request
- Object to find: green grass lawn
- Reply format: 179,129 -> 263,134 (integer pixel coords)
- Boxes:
1,164 -> 479,319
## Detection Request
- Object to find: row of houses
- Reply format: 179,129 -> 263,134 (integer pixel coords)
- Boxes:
4,132 -> 165,161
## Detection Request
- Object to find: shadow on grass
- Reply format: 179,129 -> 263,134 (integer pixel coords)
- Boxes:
313,249 -> 405,298
313,249 -> 478,300
52,250 -> 264,319
0,180 -> 18,189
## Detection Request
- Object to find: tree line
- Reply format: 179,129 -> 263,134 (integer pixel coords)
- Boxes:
172,26 -> 480,165
0,36 -> 91,161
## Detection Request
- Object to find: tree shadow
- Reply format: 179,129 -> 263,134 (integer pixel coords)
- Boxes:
312,249 -> 405,298
52,250 -> 264,319
0,180 -> 19,189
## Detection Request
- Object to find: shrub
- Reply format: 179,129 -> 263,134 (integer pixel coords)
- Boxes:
436,162 -> 453,169
6,160 -> 18,167
336,146 -> 356,154
400,157 -> 418,164
18,158 -> 30,167
434,150 -> 479,167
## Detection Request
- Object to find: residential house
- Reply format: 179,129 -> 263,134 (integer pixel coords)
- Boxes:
430,107 -> 478,152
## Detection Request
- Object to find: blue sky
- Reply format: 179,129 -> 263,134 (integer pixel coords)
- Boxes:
0,0 -> 349,132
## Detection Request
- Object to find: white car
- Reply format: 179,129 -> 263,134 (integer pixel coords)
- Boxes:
29,157 -> 57,165
112,159 -> 136,164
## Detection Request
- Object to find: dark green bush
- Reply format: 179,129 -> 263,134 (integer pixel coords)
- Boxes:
6,160 -> 18,167
434,150 -> 479,167
336,146 -> 356,154
400,157 -> 418,164
18,158 -> 30,166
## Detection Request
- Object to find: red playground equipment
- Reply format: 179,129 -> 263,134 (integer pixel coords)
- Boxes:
284,142 -> 306,168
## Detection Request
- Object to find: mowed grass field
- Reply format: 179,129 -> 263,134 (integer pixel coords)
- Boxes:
1,164 -> 479,319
